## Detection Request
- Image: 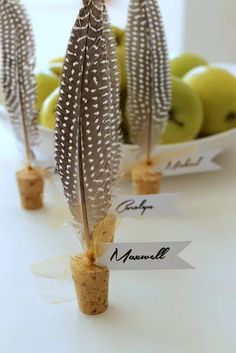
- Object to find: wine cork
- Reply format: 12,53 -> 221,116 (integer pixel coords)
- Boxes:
71,255 -> 109,315
132,165 -> 162,195
71,215 -> 116,315
92,215 -> 116,248
16,167 -> 44,210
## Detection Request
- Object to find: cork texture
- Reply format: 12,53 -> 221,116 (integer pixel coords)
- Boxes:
16,167 -> 44,210
132,165 -> 162,195
71,255 -> 109,315
92,215 -> 116,256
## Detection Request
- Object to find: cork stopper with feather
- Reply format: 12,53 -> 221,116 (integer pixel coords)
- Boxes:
126,0 -> 172,194
55,0 -> 121,314
0,0 -> 44,210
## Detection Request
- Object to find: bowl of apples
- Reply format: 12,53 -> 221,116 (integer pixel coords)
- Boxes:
2,26 -> 236,168
37,27 -> 236,166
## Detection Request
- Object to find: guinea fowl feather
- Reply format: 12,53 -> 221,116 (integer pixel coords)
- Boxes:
0,0 -> 38,157
126,0 -> 171,160
55,0 -> 121,250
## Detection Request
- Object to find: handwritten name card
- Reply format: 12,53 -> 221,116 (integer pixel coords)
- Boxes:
157,149 -> 221,176
111,193 -> 181,218
97,242 -> 194,270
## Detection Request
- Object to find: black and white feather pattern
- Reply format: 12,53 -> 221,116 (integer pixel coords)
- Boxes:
0,0 -> 38,148
126,0 -> 171,152
55,0 -> 121,249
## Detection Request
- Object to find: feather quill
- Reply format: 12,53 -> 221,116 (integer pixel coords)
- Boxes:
55,0 -> 121,250
126,0 -> 171,162
0,0 -> 38,166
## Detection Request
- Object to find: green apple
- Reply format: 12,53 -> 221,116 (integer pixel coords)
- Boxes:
161,76 -> 203,144
184,67 -> 236,135
112,26 -> 125,46
111,26 -> 128,141
39,88 -> 59,129
49,57 -> 64,64
117,44 -> 126,92
111,26 -> 126,91
48,61 -> 63,77
170,53 -> 208,78
35,69 -> 60,112
120,89 -> 131,144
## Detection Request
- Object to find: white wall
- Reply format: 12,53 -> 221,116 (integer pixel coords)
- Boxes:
24,0 -> 186,67
109,0 -> 186,56
158,0 -> 186,57
16,0 -> 236,66
183,0 -> 236,62
24,0 -> 80,66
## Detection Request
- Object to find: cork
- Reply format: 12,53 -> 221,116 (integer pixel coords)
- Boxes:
132,165 -> 162,195
16,167 -> 44,210
71,255 -> 109,315
71,215 -> 116,315
92,215 -> 116,252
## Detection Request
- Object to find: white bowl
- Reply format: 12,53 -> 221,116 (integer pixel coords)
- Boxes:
38,61 -> 236,168
2,61 -> 236,170
38,124 -> 236,170
1,105 -> 236,169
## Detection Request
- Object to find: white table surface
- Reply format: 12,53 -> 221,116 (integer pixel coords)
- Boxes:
0,121 -> 236,353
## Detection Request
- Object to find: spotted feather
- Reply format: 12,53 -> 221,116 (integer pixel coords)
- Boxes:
126,0 -> 171,159
55,0 -> 121,249
0,0 -> 38,158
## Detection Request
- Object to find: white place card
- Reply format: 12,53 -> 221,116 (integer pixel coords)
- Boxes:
96,242 -> 194,270
157,149 -> 221,176
111,193 -> 181,218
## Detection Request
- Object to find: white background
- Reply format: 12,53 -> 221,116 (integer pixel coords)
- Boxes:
23,0 -> 236,67
0,118 -> 236,353
1,1 -> 236,352
23,0 -> 185,66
